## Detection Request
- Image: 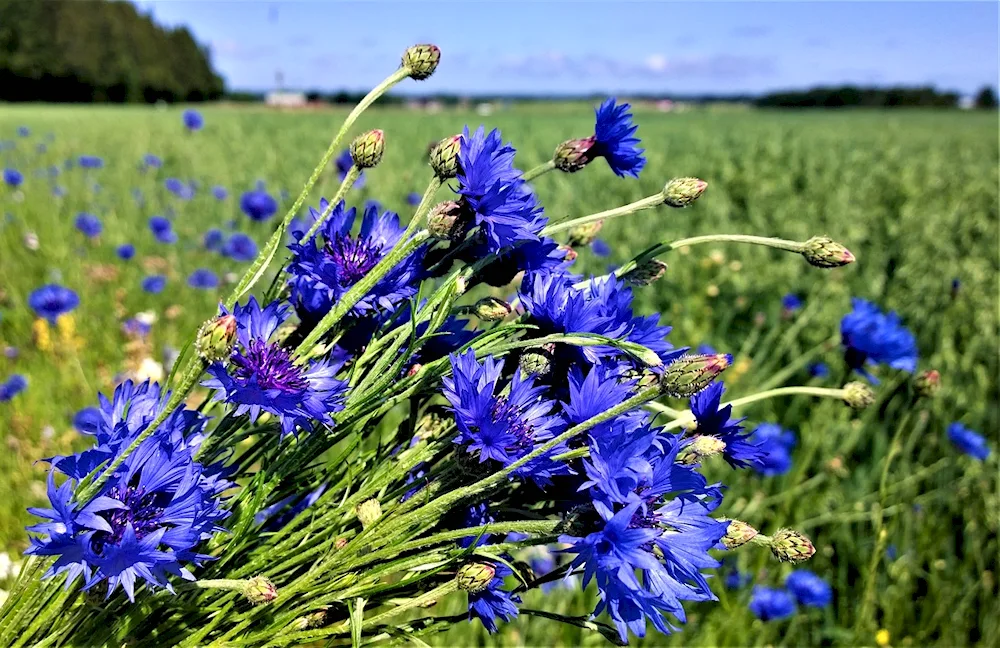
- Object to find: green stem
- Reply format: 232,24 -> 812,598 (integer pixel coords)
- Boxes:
298,166 -> 361,243
181,578 -> 247,592
662,385 -> 848,429
522,159 -> 556,182
543,193 -> 665,236
224,66 -> 410,310
668,234 -> 805,254
756,334 -> 840,393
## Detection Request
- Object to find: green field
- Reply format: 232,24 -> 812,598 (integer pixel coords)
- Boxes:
0,104 -> 997,646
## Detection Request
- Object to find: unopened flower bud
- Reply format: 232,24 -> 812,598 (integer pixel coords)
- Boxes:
406,363 -> 423,377
293,606 -> 330,630
722,520 -> 759,549
624,259 -> 668,287
334,537 -> 348,550
553,136 -> 597,173
472,297 -> 512,322
801,236 -> 855,268
914,369 -> 941,398
677,435 -> 727,464
659,354 -> 731,397
402,44 -> 441,80
430,134 -> 462,179
350,130 -> 385,169
196,314 -> 237,364
428,201 -> 468,241
416,410 -> 451,441
843,381 -> 875,410
456,562 -> 496,593
243,576 -> 277,605
567,220 -> 603,247
559,245 -> 578,262
356,499 -> 382,529
519,345 -> 555,377
662,177 -> 708,208
769,528 -> 816,563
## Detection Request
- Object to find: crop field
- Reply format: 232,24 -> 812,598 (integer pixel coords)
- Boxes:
0,104 -> 997,646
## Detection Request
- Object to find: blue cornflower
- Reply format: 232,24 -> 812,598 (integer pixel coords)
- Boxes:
749,423 -> 795,476
841,298 -> 918,381
467,562 -> 521,634
187,269 -> 219,290
222,233 -> 258,262
443,350 -> 569,486
782,294 -> 803,312
590,239 -> 612,257
149,216 -> 177,244
808,362 -> 830,378
182,109 -> 204,131
78,156 -> 103,169
26,380 -> 231,600
749,586 -> 796,621
723,560 -> 752,590
142,276 -> 167,294
286,199 -> 424,323
142,154 -> 162,169
204,229 -> 224,252
116,244 -> 135,261
254,483 -> 328,531
785,570 -> 832,608
406,192 -> 421,206
689,382 -> 762,469
947,423 -> 990,461
240,189 -> 278,221
122,317 -> 151,338
202,298 -> 347,439
17,126 -> 29,137
334,149 -> 366,188
455,126 -> 546,253
0,374 -> 28,402
28,285 -> 80,323
592,99 -> 646,178
3,168 -> 23,187
72,407 -> 101,432
164,178 -> 195,200
212,186 -> 228,201
75,213 -> 102,239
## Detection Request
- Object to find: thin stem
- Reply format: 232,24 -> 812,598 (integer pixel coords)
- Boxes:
298,166 -> 361,243
543,193 -> 664,236
663,385 -> 848,429
522,159 -> 556,182
669,234 -> 804,254
225,66 -> 410,310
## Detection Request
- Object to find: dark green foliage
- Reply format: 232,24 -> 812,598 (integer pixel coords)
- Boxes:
757,85 -> 961,109
0,0 -> 223,102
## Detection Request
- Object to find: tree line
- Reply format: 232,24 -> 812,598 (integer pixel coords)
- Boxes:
0,0 -> 223,103
755,85 -> 997,109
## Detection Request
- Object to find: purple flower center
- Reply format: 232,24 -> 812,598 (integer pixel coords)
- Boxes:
231,339 -> 309,392
490,396 -> 534,452
91,483 -> 166,555
325,235 -> 383,285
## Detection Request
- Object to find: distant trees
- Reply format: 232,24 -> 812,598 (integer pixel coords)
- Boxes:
756,86 -> 960,109
0,0 -> 224,102
974,86 -> 998,109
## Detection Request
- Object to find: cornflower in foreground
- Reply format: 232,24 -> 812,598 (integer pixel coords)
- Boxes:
554,98 -> 646,178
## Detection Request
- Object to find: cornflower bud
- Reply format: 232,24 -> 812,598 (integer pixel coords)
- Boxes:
519,344 -> 555,377
356,499 -> 382,529
623,259 -> 668,287
801,236 -> 855,268
662,177 -> 708,208
559,245 -> 578,262
553,136 -> 596,173
430,134 -> 462,179
843,381 -> 875,410
567,220 -> 603,247
293,607 -> 331,630
472,297 -> 512,322
914,369 -> 941,398
196,314 -> 238,364
402,44 -> 441,80
427,201 -> 468,241
350,129 -> 385,169
721,520 -> 759,549
659,353 -> 731,397
769,528 -> 816,563
456,562 -> 496,593
243,576 -> 278,605
677,435 -> 726,464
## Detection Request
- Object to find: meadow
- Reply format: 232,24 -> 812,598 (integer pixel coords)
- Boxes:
0,103 -> 997,646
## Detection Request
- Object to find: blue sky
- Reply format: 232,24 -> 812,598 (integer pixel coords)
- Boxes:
134,1 -> 998,96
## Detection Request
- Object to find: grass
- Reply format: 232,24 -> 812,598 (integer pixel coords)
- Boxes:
0,103 -> 997,646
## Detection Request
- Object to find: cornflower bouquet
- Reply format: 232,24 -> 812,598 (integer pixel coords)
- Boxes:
0,45 -> 867,647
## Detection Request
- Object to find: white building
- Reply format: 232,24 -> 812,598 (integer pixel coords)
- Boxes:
266,92 -> 307,108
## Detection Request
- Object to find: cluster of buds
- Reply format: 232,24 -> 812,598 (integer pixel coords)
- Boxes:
662,177 -> 708,208
402,44 -> 441,80
659,353 -> 731,397
350,129 -> 385,169
843,381 -> 876,409
801,236 -> 856,268
195,314 -> 238,364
